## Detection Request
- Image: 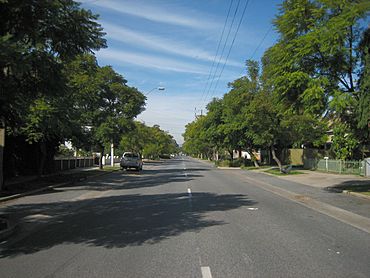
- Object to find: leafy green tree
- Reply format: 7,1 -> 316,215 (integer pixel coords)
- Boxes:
331,123 -> 359,160
120,122 -> 178,159
357,26 -> 370,147
1,0 -> 106,182
243,90 -> 288,170
266,0 -> 370,159
226,60 -> 262,165
183,115 -> 213,158
0,0 -> 106,128
65,55 -> 146,169
119,122 -> 150,155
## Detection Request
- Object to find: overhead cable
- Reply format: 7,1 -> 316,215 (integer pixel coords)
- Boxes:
199,0 -> 235,104
206,0 -> 251,106
201,0 -> 241,105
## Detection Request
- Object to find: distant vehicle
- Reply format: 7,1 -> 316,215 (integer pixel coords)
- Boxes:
120,152 -> 143,171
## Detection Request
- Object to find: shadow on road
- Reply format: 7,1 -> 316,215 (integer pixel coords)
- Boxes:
30,166 -> 210,194
324,179 -> 370,193
0,192 -> 256,258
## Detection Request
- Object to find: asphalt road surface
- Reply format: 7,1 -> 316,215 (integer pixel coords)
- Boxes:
1,157 -> 370,277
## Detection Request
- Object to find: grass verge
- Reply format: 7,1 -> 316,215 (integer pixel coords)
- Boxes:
242,165 -> 272,170
265,169 -> 305,176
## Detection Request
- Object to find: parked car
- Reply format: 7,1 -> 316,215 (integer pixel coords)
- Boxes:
120,152 -> 143,171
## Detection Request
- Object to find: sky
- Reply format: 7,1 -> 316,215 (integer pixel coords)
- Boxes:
80,0 -> 282,145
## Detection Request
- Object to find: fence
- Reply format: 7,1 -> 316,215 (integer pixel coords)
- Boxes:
54,157 -> 95,171
304,158 -> 366,176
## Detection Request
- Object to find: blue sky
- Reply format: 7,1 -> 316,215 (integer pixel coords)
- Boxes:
80,0 -> 282,144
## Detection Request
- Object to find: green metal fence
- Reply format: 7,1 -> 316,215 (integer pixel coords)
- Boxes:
305,159 -> 365,176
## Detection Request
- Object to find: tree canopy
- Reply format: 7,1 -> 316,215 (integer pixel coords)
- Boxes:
183,0 -> 370,169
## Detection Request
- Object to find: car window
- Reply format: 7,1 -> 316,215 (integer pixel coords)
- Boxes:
123,153 -> 140,158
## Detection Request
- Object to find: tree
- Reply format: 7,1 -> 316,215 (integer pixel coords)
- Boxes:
120,122 -> 178,159
331,123 -> 359,160
266,0 -> 370,158
1,0 -> 106,184
225,60 -> 262,165
65,55 -> 146,169
183,116 -> 211,158
0,0 -> 106,127
357,26 -> 370,148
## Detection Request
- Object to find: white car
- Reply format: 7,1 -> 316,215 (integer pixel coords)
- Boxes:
120,152 -> 143,171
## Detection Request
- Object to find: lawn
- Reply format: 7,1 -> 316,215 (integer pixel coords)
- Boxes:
265,169 -> 305,175
242,165 -> 272,170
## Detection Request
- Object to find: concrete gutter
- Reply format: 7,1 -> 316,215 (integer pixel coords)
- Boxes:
217,167 -> 241,170
342,190 -> 370,201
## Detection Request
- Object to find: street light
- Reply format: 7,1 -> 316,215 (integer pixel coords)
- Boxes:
145,86 -> 165,96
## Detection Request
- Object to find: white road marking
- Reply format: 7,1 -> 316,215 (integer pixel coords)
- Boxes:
201,266 -> 213,278
247,207 -> 258,211
187,188 -> 192,197
24,214 -> 51,221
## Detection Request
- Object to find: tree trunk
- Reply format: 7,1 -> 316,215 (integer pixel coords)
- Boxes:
99,147 -> 104,170
271,145 -> 282,172
228,150 -> 234,161
247,148 -> 259,168
238,148 -> 242,159
0,120 -> 4,191
38,141 -> 47,176
251,153 -> 260,168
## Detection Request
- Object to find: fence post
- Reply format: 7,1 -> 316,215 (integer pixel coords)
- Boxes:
324,157 -> 328,172
339,160 -> 342,174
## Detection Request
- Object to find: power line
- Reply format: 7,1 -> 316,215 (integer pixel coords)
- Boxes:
205,0 -> 251,107
201,0 -> 241,105
199,0 -> 235,104
238,25 -> 272,77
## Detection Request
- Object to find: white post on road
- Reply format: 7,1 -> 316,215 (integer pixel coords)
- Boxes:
111,143 -> 114,167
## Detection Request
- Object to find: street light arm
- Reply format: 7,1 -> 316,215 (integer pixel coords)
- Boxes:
144,86 -> 165,96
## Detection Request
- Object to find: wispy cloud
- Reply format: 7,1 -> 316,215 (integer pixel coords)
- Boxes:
102,22 -> 241,67
97,49 -> 209,74
138,94 -> 202,144
87,0 -> 216,30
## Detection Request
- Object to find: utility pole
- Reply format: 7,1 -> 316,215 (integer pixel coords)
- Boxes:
110,142 -> 114,167
195,107 -> 203,120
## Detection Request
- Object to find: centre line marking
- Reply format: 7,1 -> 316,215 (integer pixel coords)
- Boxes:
201,266 -> 213,278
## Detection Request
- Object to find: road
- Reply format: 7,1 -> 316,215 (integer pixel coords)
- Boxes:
1,157 -> 370,277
